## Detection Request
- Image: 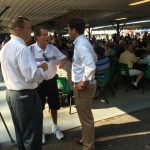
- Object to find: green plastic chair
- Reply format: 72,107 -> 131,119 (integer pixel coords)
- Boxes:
144,65 -> 150,78
96,68 -> 115,104
109,62 -> 119,89
118,63 -> 130,77
108,55 -> 117,65
109,62 -> 118,80
142,65 -> 150,93
118,63 -> 132,92
57,77 -> 70,94
57,77 -> 74,114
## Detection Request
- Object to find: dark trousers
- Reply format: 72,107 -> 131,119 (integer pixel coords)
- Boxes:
6,89 -> 43,150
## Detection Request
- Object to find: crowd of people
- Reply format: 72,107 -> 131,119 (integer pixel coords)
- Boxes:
0,16 -> 97,150
0,15 -> 150,150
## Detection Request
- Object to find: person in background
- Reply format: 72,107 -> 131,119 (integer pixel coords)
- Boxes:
0,16 -> 48,150
29,26 -> 66,144
119,43 -> 144,88
95,46 -> 110,81
1,36 -> 10,48
68,18 -> 97,150
142,32 -> 148,48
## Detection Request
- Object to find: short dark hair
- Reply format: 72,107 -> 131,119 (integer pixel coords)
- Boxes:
125,43 -> 132,50
94,45 -> 105,57
68,18 -> 85,34
9,16 -> 29,31
33,25 -> 48,37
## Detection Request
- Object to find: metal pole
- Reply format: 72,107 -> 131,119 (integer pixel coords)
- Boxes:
116,21 -> 120,36
0,112 -> 15,143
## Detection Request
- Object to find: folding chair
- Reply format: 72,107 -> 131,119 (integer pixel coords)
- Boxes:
142,65 -> 150,93
0,112 -> 15,143
57,77 -> 74,114
96,68 -> 115,104
144,65 -> 150,78
118,63 -> 132,92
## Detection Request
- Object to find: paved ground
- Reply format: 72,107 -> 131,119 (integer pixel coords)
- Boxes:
1,80 -> 150,150
1,107 -> 150,150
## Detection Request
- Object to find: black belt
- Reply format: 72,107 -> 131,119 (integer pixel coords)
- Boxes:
8,89 -> 36,92
43,74 -> 58,82
43,79 -> 52,82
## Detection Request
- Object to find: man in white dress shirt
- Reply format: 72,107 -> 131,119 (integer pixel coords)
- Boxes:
68,18 -> 97,150
0,16 -> 48,150
29,26 -> 66,143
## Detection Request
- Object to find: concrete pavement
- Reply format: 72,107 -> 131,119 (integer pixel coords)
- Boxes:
1,81 -> 150,149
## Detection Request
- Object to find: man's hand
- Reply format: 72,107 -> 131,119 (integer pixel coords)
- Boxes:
74,81 -> 89,89
58,58 -> 67,68
38,62 -> 48,71
58,62 -> 64,68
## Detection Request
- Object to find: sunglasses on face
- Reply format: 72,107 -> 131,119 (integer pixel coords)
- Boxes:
42,53 -> 49,62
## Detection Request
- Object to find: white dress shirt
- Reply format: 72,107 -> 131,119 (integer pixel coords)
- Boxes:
72,35 -> 97,83
28,43 -> 66,80
0,35 -> 46,90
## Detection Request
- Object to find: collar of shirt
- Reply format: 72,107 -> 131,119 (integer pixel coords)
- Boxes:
10,34 -> 26,46
73,34 -> 87,45
35,42 -> 48,53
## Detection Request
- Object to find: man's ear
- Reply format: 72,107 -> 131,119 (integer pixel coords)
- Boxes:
35,36 -> 39,41
72,28 -> 76,34
15,27 -> 21,33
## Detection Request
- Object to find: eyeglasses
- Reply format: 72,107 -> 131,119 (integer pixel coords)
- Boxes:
42,53 -> 49,62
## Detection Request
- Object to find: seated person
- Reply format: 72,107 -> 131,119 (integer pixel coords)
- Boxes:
119,43 -> 144,87
104,42 -> 115,56
95,46 -> 110,80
